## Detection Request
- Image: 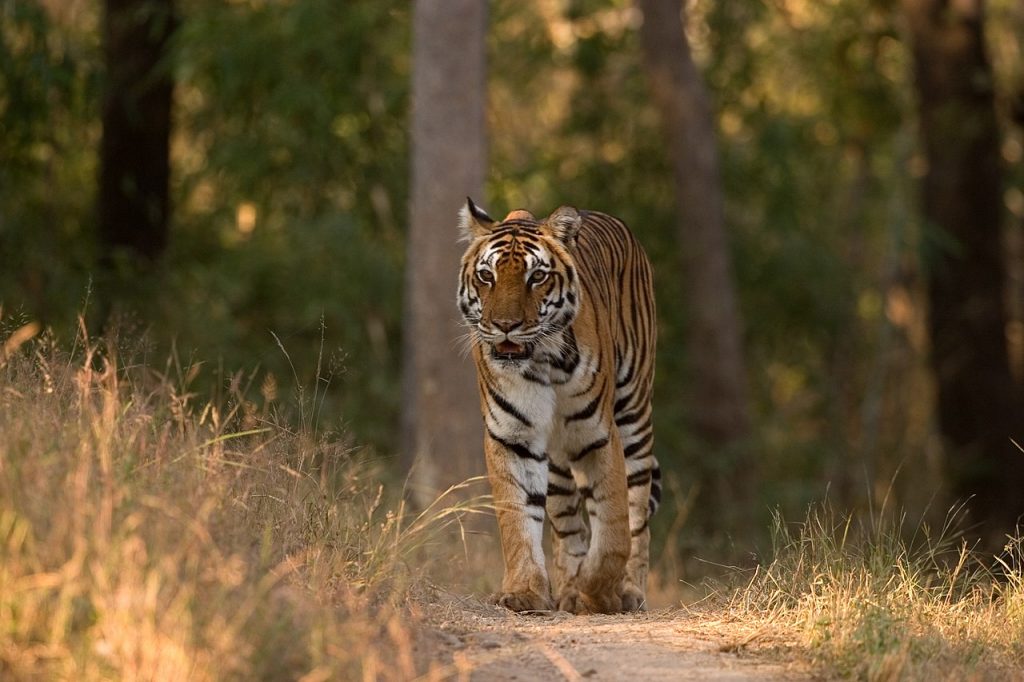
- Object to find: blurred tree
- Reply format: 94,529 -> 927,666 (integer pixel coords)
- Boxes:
98,0 -> 175,271
402,0 -> 487,503
12,0 -> 1024,556
903,0 -> 1024,538
169,0 -> 409,450
0,1 -> 98,324
637,0 -> 754,508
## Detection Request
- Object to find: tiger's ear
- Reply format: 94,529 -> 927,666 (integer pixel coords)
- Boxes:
458,197 -> 495,242
545,206 -> 582,244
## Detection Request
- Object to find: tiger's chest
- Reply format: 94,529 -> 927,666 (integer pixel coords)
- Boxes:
482,340 -> 604,452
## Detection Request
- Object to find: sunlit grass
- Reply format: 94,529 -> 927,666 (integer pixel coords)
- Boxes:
720,504 -> 1024,680
7,315 -> 1023,680
0,318 -> 484,680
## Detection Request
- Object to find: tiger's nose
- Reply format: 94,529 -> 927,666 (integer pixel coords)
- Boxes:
493,318 -> 523,333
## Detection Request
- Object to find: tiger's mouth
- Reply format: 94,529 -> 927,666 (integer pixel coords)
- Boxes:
492,340 -> 532,361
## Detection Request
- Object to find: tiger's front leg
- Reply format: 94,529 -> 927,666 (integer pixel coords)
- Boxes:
556,430 -> 631,614
484,431 -> 553,612
546,459 -> 590,599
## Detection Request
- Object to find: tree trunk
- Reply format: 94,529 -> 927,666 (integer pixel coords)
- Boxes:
637,0 -> 754,506
402,0 -> 487,505
903,0 -> 1024,539
98,0 -> 175,265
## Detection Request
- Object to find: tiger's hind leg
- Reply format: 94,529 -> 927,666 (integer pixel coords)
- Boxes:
545,459 -> 590,604
620,453 -> 659,612
562,431 -> 631,614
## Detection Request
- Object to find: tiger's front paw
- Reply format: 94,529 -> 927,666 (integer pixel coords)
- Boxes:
491,589 -> 552,613
556,587 -> 623,614
556,587 -> 589,614
584,590 -> 622,614
619,583 -> 647,612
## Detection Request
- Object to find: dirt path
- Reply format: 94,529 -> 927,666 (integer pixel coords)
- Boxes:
419,598 -> 814,681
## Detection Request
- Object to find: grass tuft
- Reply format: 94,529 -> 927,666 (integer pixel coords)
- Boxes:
723,505 -> 1024,680
0,320 -> 479,680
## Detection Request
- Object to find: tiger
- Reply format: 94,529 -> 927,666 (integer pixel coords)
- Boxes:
456,198 -> 660,614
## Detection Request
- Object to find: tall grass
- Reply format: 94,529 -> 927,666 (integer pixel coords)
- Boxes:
724,505 -> 1024,680
0,319 -> 479,680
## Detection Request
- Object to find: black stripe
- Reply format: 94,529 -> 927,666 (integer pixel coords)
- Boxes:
613,395 -> 630,413
526,492 -> 546,507
629,271 -> 640,343
578,485 -> 593,499
618,242 -> 629,302
522,370 -> 550,385
627,469 -> 652,487
553,503 -> 581,518
624,432 -> 653,458
566,393 -> 602,423
616,361 -> 635,389
549,328 -> 580,373
570,436 -> 609,462
570,368 -> 598,397
631,519 -> 650,537
486,383 -> 533,427
487,429 -> 546,462
547,483 -> 575,497
496,220 -> 539,231
649,463 -> 663,516
548,461 -> 572,478
615,410 -> 643,427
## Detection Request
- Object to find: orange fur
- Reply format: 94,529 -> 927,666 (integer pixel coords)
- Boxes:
457,201 -> 658,613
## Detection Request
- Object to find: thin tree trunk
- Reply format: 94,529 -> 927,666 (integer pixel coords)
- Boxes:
402,0 -> 487,505
903,0 -> 1024,539
637,0 -> 754,504
98,0 -> 175,265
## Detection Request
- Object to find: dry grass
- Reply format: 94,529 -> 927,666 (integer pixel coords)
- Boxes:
6,317 -> 1024,681
0,319 -> 483,681
721,505 -> 1024,680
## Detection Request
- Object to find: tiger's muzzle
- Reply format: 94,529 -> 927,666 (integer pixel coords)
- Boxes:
491,339 -> 533,361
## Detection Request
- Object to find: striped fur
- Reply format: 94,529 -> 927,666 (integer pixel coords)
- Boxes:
457,199 -> 659,614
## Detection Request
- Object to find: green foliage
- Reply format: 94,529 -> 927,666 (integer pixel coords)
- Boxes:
161,0 -> 410,449
3,0 -> 1022,551
2,0 -> 411,451
0,0 -> 99,323
174,0 -> 408,227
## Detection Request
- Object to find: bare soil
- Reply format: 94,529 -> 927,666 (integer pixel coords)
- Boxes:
415,595 -> 816,681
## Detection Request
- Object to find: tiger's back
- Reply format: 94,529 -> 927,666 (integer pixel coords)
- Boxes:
457,200 -> 658,614
561,209 -> 661,516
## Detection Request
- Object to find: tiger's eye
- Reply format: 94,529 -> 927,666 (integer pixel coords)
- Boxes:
477,269 -> 494,285
529,270 -> 548,286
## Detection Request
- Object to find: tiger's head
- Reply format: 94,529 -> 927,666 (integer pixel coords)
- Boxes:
457,198 -> 581,363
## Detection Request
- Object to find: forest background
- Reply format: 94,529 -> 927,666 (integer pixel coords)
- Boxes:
3,0 -> 1024,569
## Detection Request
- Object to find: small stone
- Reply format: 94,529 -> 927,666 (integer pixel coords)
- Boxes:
437,632 -> 464,649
